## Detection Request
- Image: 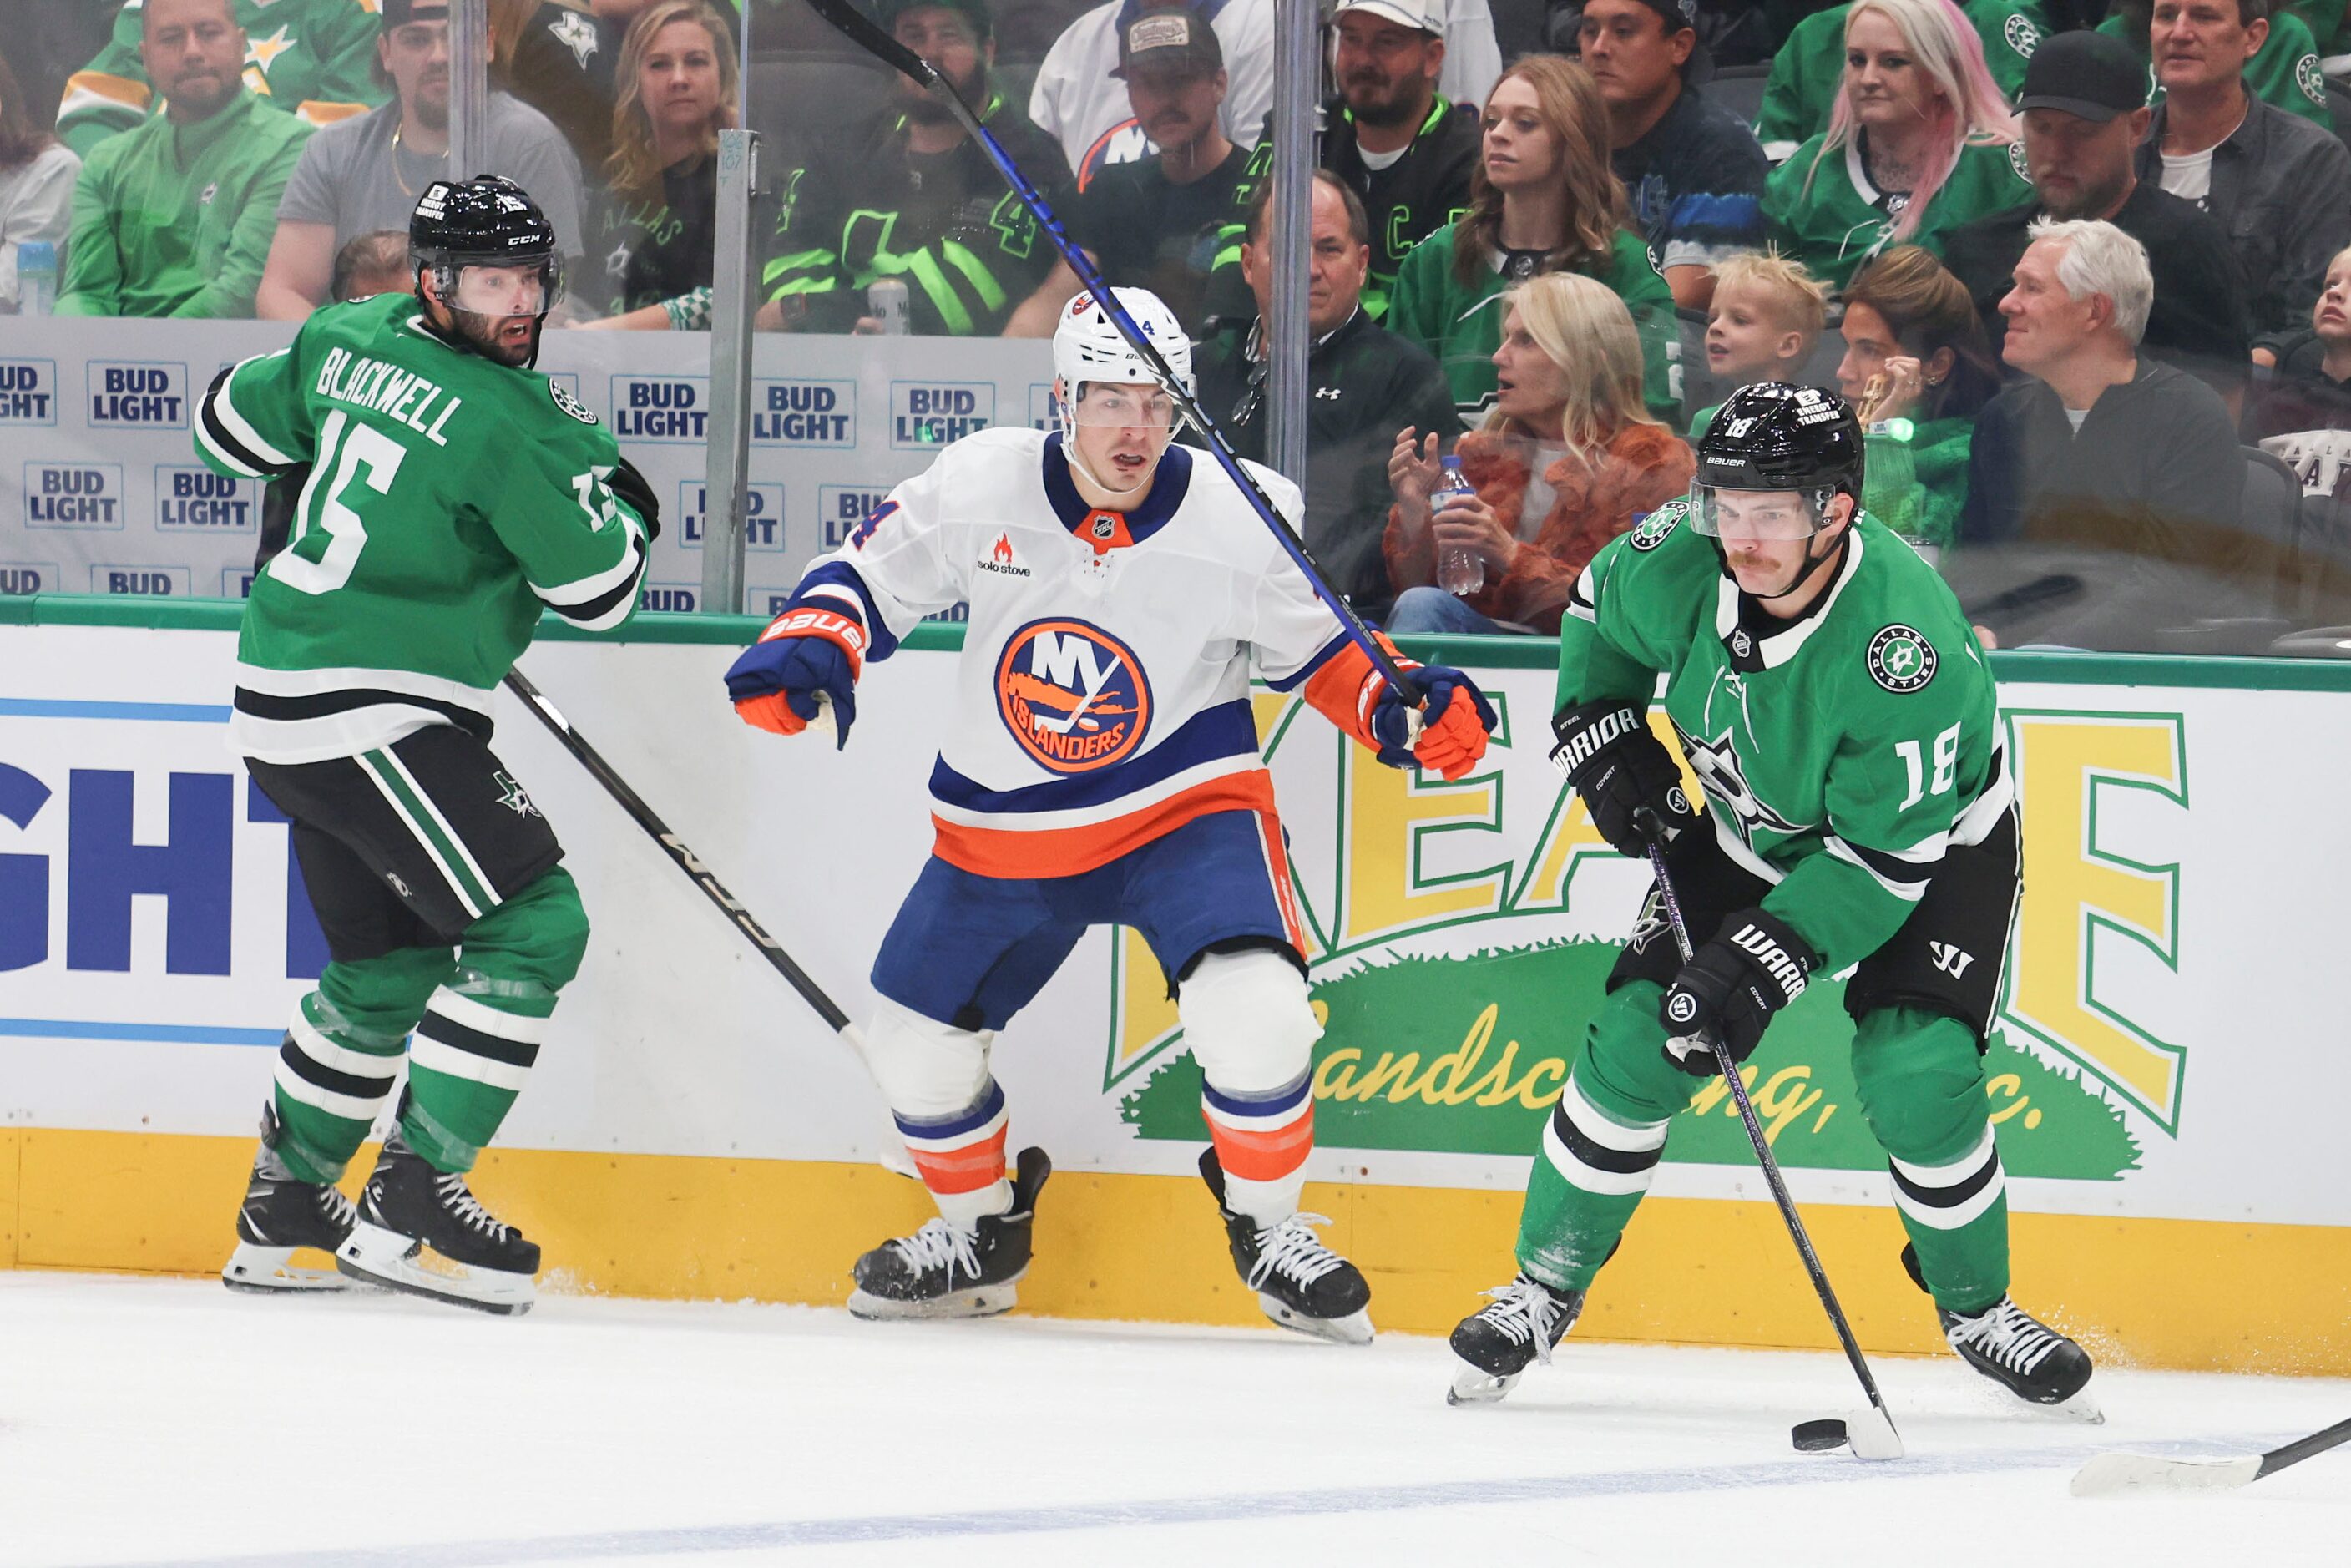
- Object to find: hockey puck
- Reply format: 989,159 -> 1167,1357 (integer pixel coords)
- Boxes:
1792,1419 -> 1849,1453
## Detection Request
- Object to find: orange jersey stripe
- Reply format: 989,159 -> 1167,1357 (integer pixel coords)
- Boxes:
1301,635 -> 1413,751
1206,1104 -> 1316,1183
930,769 -> 1280,880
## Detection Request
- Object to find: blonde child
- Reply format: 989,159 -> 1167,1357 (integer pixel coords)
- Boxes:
1691,251 -> 1828,440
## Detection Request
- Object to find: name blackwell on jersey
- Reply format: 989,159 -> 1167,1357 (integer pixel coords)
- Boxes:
313,346 -> 462,447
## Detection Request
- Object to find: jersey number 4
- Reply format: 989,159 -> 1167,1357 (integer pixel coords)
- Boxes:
1894,721 -> 1962,812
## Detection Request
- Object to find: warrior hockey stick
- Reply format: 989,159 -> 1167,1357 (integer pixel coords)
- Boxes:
2070,1415 -> 2351,1497
801,0 -> 1423,709
1636,808 -> 1905,1463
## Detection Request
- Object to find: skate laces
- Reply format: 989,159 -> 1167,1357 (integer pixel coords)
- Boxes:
1946,1297 -> 2065,1377
1474,1278 -> 1572,1365
315,1184 -> 357,1229
1245,1212 -> 1345,1292
432,1172 -> 514,1242
887,1218 -> 984,1285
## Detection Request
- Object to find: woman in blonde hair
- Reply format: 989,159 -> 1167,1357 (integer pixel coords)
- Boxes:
1387,55 -> 1680,428
1762,0 -> 2030,291
1383,271 -> 1695,635
577,0 -> 735,330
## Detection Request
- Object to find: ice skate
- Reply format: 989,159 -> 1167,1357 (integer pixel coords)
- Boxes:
221,1104 -> 357,1294
335,1124 -> 541,1315
1940,1295 -> 2100,1420
1446,1276 -> 1584,1404
1199,1150 -> 1373,1345
848,1146 -> 1050,1321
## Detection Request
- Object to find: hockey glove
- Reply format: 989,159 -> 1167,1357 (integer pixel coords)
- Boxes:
1658,908 -> 1814,1075
608,458 -> 661,544
1371,666 -> 1498,780
724,602 -> 867,747
1550,699 -> 1697,859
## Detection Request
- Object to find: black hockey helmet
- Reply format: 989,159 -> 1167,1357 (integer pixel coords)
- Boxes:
409,176 -> 563,364
1689,382 -> 1864,539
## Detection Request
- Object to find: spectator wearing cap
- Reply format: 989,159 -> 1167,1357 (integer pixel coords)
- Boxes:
756,0 -> 1070,335
1580,0 -> 1768,311
1944,27 -> 2252,394
252,0 -> 584,321
2129,0 -> 2351,342
1755,1 -> 2054,164
53,0 -> 311,316
1006,3 -> 1256,334
1190,174 -> 1464,618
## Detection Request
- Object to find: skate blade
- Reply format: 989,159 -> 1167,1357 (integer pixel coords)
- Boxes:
1446,1363 -> 1523,1406
334,1221 -> 536,1316
846,1280 -> 1020,1321
1256,1294 -> 1373,1346
2047,1388 -> 2105,1425
221,1243 -> 352,1294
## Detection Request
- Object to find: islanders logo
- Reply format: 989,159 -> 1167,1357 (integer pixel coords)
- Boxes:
996,617 -> 1152,773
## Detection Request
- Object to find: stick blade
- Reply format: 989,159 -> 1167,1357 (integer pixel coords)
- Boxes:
2070,1452 -> 2263,1498
1847,1405 -> 1905,1461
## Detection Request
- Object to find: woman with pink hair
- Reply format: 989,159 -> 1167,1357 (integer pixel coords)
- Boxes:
1762,0 -> 2030,291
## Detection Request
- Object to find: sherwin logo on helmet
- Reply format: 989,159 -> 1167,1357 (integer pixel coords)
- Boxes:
1868,625 -> 1937,692
995,617 -> 1152,773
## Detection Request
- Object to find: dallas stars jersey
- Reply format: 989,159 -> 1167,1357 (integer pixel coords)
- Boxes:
1558,502 -> 2011,974
1764,134 -> 2034,292
1754,1 -> 2050,161
195,291 -> 651,765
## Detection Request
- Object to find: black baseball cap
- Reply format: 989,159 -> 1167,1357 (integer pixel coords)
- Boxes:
2015,29 -> 2146,123
877,0 -> 993,43
380,0 -> 448,28
1115,4 -> 1223,80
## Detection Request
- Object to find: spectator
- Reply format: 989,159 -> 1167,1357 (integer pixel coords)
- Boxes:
1029,0 -> 1502,191
253,0 -> 584,321
1756,0 -> 2052,163
760,0 -> 1068,335
1944,27 -> 2252,393
1006,4 -> 1252,335
578,0 -> 732,331
1388,55 -> 1681,425
1191,174 -> 1464,618
1687,249 -> 1829,437
1383,270 -> 1695,633
1959,220 -> 2246,586
2131,0 -> 2351,342
0,47 -> 78,312
1764,0 -> 2033,292
1837,244 -> 2004,550
490,0 -> 625,175
54,0 -> 311,317
2101,0 -> 2334,129
329,226 -> 411,298
2242,243 -> 2351,495
1580,0 -> 1769,310
54,0 -> 383,159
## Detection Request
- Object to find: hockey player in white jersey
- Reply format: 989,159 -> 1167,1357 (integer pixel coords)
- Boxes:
725,288 -> 1497,1343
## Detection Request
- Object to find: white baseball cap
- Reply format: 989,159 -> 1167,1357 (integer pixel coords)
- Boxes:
1331,0 -> 1445,35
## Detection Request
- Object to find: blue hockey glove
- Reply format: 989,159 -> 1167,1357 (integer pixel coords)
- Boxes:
725,603 -> 865,747
1371,665 -> 1497,779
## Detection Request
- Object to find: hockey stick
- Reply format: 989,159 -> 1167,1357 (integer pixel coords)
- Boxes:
1636,808 -> 1905,1463
2070,1415 -> 2351,1497
800,0 -> 1423,709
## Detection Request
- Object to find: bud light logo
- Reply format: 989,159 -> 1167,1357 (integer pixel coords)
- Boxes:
754,380 -> 855,447
890,382 -> 994,449
0,562 -> 57,595
88,362 -> 189,428
25,463 -> 124,529
818,485 -> 893,549
612,376 -> 708,441
0,359 -> 58,424
640,582 -> 699,613
155,466 -> 255,531
92,565 -> 191,596
1029,382 -> 1059,432
678,482 -> 784,550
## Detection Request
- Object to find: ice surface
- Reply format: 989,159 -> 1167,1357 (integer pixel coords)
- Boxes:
2,1272 -> 2344,1567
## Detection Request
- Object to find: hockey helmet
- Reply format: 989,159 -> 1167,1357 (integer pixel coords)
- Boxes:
410,175 -> 564,331
1052,286 -> 1195,426
1689,382 -> 1864,540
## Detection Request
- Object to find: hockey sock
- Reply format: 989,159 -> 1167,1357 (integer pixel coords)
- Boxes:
271,948 -> 452,1184
1200,1070 -> 1314,1226
1852,1007 -> 2011,1313
896,1077 -> 1013,1227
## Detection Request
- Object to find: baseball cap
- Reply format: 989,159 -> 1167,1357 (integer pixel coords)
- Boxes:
2015,29 -> 2146,123
1629,0 -> 1698,32
1331,0 -> 1444,35
877,0 -> 993,43
1115,4 -> 1223,79
380,0 -> 449,28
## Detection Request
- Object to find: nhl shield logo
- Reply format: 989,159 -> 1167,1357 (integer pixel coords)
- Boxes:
1731,629 -> 1753,659
996,617 -> 1153,773
1868,625 -> 1937,692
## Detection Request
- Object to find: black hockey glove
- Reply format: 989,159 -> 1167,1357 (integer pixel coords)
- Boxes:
1659,908 -> 1815,1075
1550,699 -> 1697,859
609,457 -> 661,543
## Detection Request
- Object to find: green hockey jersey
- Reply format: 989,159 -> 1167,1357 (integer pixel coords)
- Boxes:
1755,1 -> 2053,159
1764,134 -> 2034,291
1556,500 -> 2009,972
195,291 -> 651,765
2096,11 -> 2333,129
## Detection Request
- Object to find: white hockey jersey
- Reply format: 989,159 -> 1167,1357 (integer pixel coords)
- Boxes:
791,427 -> 1400,878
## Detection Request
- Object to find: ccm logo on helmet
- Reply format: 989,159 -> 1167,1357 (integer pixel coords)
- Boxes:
995,617 -> 1152,773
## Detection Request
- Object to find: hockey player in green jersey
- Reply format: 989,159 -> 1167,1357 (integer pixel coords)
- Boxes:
204,176 -> 659,1314
1447,382 -> 2095,1417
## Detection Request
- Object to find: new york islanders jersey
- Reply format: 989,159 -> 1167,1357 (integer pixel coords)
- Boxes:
789,427 -> 1394,878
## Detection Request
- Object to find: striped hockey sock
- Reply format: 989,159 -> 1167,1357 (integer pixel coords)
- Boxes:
271,990 -> 411,1185
1888,1121 -> 2010,1313
1515,1072 -> 1670,1292
400,982 -> 554,1174
897,1079 -> 1012,1227
1200,1070 -> 1314,1225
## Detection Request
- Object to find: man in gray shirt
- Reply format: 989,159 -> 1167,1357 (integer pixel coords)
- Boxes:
253,0 -> 582,320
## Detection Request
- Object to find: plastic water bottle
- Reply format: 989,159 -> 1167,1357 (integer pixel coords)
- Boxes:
16,240 -> 56,316
1432,453 -> 1483,596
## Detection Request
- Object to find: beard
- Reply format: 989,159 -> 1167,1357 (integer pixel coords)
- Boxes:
1342,73 -> 1418,128
2044,167 -> 2131,222
412,78 -> 451,132
163,65 -> 240,120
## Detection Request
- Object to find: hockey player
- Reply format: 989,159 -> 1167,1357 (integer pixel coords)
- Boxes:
1447,382 -> 2096,1413
205,175 -> 658,1314
724,288 -> 1497,1343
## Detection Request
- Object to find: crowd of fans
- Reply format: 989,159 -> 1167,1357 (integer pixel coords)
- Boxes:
7,0 -> 2351,651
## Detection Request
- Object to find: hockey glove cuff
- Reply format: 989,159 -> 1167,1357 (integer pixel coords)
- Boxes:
1659,908 -> 1815,1075
1550,699 -> 1697,859
1372,666 -> 1497,779
608,458 -> 661,544
725,603 -> 867,747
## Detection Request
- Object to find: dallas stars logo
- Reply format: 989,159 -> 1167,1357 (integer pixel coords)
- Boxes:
1676,725 -> 1806,840
1868,624 -> 1937,692
493,771 -> 542,817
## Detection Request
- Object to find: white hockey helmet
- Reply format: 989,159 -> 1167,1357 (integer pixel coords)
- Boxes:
1052,286 -> 1195,407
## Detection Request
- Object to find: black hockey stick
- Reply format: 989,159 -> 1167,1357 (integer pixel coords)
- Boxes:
800,0 -> 1423,708
2071,1414 -> 2351,1497
1636,808 -> 1904,1462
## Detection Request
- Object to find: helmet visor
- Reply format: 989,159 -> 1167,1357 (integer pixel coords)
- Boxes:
1067,379 -> 1181,429
1689,483 -> 1827,543
447,257 -> 562,318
